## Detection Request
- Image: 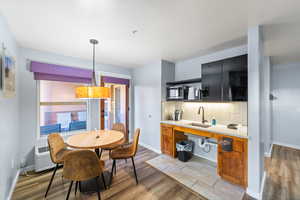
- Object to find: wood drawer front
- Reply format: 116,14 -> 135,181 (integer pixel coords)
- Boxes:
232,140 -> 244,152
174,126 -> 214,138
161,126 -> 173,137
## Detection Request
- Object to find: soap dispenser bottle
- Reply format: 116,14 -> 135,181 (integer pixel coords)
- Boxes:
211,117 -> 216,126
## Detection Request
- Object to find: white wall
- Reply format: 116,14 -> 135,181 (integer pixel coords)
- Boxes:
0,15 -> 20,200
133,61 -> 162,152
18,47 -> 132,168
271,62 -> 300,148
247,26 -> 264,199
175,45 -> 247,81
261,57 -> 272,155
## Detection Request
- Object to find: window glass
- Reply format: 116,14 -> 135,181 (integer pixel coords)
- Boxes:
39,80 -> 87,136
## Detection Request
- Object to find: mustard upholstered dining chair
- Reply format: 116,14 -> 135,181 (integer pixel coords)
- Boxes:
45,133 -> 73,198
109,128 -> 140,185
63,150 -> 106,200
99,123 -> 127,158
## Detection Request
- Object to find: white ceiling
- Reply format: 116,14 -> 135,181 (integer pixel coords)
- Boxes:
0,0 -> 300,67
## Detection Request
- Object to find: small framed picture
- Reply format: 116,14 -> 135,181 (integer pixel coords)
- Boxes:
0,55 -> 2,90
2,55 -> 16,97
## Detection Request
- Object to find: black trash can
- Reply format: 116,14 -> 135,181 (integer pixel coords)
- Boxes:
176,140 -> 194,162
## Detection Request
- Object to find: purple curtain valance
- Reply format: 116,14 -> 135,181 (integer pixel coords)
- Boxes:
30,61 -> 93,83
102,76 -> 130,87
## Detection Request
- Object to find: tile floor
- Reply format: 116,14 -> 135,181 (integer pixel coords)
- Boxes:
147,155 -> 245,200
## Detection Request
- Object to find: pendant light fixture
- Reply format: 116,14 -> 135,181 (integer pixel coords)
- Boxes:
75,39 -> 110,99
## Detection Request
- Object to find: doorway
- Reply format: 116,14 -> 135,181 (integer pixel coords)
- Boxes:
100,76 -> 130,142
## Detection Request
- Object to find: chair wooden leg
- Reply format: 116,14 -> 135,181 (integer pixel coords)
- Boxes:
75,181 -> 78,196
45,164 -> 59,198
131,157 -> 138,184
79,181 -> 82,192
95,148 -> 100,158
101,173 -> 107,190
99,149 -> 103,159
114,160 -> 117,175
94,177 -> 101,200
109,160 -> 116,186
66,181 -> 73,200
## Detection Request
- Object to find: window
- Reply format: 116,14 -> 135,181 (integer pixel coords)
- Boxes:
39,80 -> 88,137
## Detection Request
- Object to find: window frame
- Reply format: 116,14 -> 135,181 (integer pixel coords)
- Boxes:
36,80 -> 90,139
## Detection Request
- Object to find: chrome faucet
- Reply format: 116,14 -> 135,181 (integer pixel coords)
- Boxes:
198,106 -> 208,124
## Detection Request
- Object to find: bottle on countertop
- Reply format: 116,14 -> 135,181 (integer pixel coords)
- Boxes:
211,117 -> 216,126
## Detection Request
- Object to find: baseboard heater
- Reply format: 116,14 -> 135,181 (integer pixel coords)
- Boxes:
34,144 -> 55,172
34,132 -> 78,172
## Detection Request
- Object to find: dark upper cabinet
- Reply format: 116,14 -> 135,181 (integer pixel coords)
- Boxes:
201,55 -> 248,102
201,61 -> 223,101
222,55 -> 248,101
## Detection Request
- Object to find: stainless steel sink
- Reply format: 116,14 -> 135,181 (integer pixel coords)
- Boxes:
188,122 -> 211,128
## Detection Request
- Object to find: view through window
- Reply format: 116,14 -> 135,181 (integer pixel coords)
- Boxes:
39,80 -> 88,136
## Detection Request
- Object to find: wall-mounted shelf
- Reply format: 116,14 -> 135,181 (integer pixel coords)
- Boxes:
166,78 -> 201,86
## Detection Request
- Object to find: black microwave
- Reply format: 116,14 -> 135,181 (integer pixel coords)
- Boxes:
166,85 -> 188,100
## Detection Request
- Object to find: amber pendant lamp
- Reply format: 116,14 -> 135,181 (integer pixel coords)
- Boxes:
75,39 -> 110,99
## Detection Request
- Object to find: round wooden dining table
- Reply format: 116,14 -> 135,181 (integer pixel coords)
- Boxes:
66,130 -> 124,194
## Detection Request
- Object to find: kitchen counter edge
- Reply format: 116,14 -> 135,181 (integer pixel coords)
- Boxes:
160,120 -> 248,139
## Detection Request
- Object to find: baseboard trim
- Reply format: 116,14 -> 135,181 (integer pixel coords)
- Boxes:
264,143 -> 274,157
7,169 -> 20,200
273,141 -> 300,150
259,171 -> 267,200
246,188 -> 260,199
139,142 -> 161,154
20,165 -> 34,174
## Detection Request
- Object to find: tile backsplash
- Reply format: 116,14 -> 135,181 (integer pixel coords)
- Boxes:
162,101 -> 247,126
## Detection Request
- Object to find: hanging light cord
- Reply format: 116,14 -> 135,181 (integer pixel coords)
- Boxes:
92,41 -> 96,86
89,39 -> 98,86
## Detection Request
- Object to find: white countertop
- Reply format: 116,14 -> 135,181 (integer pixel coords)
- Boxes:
161,120 -> 248,139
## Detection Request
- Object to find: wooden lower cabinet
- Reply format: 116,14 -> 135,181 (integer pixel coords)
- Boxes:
217,137 -> 248,188
160,124 -> 187,157
218,151 -> 245,185
160,124 -> 173,156
160,123 -> 248,188
161,126 -> 173,156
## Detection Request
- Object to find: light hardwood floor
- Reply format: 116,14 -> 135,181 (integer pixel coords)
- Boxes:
263,145 -> 300,200
12,146 -> 253,200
